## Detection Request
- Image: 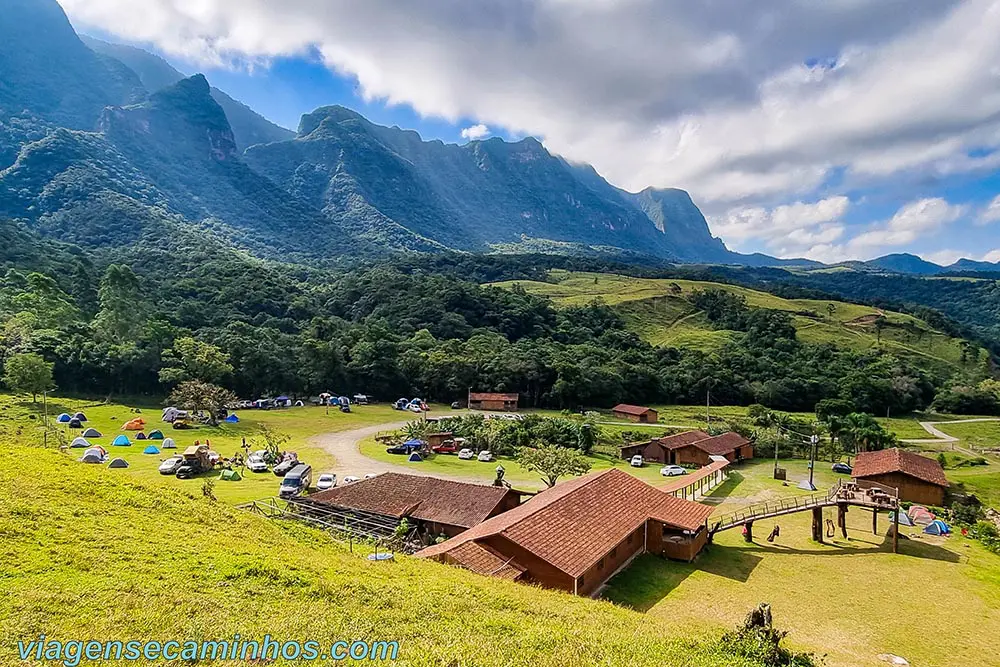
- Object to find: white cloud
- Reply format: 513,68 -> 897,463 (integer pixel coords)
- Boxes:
58,0 -> 1000,209
985,249 -> 1000,262
980,195 -> 1000,224
708,196 -> 849,255
460,123 -> 491,140
801,197 -> 966,262
922,249 -> 965,266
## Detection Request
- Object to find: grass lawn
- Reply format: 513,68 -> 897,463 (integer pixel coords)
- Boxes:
935,420 -> 1000,450
604,458 -> 1000,667
0,393 -> 433,505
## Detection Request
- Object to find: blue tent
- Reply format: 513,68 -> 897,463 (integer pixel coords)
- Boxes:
402,439 -> 425,452
225,414 -> 240,423
408,452 -> 423,462
112,434 -> 131,447
924,519 -> 951,535
57,413 -> 71,423
143,444 -> 160,454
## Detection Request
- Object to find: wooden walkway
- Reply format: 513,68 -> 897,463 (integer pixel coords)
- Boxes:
709,480 -> 900,545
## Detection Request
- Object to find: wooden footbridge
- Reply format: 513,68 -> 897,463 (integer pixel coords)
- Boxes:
708,479 -> 902,552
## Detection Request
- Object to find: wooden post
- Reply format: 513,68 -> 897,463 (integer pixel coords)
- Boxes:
872,509 -> 878,535
811,507 -> 823,543
837,503 -> 848,539
892,506 -> 899,554
744,521 -> 753,543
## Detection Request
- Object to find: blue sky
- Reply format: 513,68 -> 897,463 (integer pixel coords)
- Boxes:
68,1 -> 1000,265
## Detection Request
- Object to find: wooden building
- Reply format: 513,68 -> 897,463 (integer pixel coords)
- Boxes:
620,430 -> 753,467
611,404 -> 659,423
417,469 -> 714,596
468,392 -> 519,411
304,473 -> 521,539
425,431 -> 454,448
852,448 -> 948,506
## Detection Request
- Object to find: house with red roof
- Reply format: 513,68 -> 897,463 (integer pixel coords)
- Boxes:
852,448 -> 949,505
467,391 -> 519,411
612,404 -> 659,423
621,430 -> 753,466
416,468 -> 714,596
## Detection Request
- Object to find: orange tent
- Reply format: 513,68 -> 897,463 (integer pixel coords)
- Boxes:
122,417 -> 146,431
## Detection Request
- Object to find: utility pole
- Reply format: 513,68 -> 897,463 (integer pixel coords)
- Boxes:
706,386 -> 711,426
798,434 -> 819,491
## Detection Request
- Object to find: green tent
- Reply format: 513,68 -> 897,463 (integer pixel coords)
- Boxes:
219,469 -> 242,481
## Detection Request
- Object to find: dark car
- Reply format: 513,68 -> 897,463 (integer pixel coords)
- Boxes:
386,444 -> 409,455
832,462 -> 853,474
175,463 -> 200,479
273,459 -> 299,477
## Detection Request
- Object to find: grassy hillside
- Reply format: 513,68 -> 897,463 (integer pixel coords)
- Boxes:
1,445 -> 777,667
490,270 -> 971,372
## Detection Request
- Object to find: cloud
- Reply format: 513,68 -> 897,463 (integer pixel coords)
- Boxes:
708,196 -> 848,255
460,123 -> 491,140
59,0 -> 1000,208
801,197 -> 966,262
980,195 -> 1000,224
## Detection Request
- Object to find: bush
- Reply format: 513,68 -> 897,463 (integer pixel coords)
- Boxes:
719,603 -> 818,667
969,521 -> 1000,554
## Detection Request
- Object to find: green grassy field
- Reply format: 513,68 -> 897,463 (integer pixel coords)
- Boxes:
606,459 -> 1000,667
0,445 -> 770,667
489,270 -> 969,371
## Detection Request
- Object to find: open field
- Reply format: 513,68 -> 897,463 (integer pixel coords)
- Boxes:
490,270 -> 970,372
0,445 -> 762,667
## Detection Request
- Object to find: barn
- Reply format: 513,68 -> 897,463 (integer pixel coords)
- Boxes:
417,468 -> 714,596
620,430 -> 711,464
299,473 -> 522,539
611,404 -> 659,423
468,392 -> 519,411
852,448 -> 948,506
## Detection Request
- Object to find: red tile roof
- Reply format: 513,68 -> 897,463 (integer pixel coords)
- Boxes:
308,473 -> 516,528
417,468 -> 714,578
469,392 -> 519,402
447,542 -> 525,580
619,430 -> 710,454
852,448 -> 948,487
612,404 -> 656,416
691,432 -> 751,456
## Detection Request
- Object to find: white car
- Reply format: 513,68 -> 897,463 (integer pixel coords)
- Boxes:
316,473 -> 337,490
364,473 -> 378,479
157,456 -> 183,475
630,455 -> 644,468
477,450 -> 494,462
342,475 -> 360,484
458,449 -> 475,460
660,465 -> 687,477
246,455 -> 269,473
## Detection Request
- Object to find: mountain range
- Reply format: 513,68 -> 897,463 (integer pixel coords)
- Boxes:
0,0 -> 995,275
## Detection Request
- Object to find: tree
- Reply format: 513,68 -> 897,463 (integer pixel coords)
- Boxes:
2,352 -> 54,402
830,413 -> 896,453
253,425 -> 291,463
873,315 -> 887,343
159,337 -> 233,386
93,265 -> 148,344
168,380 -> 237,425
517,443 -> 592,488
826,303 -> 837,319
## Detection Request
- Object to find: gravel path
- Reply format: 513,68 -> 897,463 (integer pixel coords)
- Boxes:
309,421 -> 485,483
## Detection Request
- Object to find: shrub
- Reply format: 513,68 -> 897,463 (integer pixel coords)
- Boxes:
719,603 -> 818,667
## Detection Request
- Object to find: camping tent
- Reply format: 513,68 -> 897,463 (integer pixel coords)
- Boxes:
888,511 -> 915,527
924,520 -> 951,535
162,407 -> 188,423
79,448 -> 106,464
910,509 -> 935,525
224,414 -> 240,423
408,452 -> 423,462
68,418 -> 82,429
122,417 -> 145,431
82,428 -> 101,438
148,429 -> 164,440
57,413 -> 71,423
73,412 -> 87,422
219,469 -> 242,481
294,400 -> 304,407
143,444 -> 160,454
136,432 -> 147,440
161,438 -> 177,449
108,458 -> 129,469
112,435 -> 131,447
907,505 -> 929,518
70,437 -> 90,449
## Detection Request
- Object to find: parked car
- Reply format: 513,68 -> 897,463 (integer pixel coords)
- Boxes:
630,454 -> 644,468
450,401 -> 461,409
386,444 -> 409,455
364,473 -> 378,479
660,465 -> 687,477
477,450 -> 494,462
458,449 -> 475,460
432,441 -> 458,454
246,454 -> 268,473
158,456 -> 183,475
273,458 -> 298,477
832,462 -> 853,474
316,473 -> 337,491
279,464 -> 312,499
342,475 -> 360,484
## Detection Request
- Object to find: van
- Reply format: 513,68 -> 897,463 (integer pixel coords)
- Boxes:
279,463 -> 312,498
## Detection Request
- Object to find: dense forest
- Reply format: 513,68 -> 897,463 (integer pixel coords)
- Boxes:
3,220 -> 998,415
